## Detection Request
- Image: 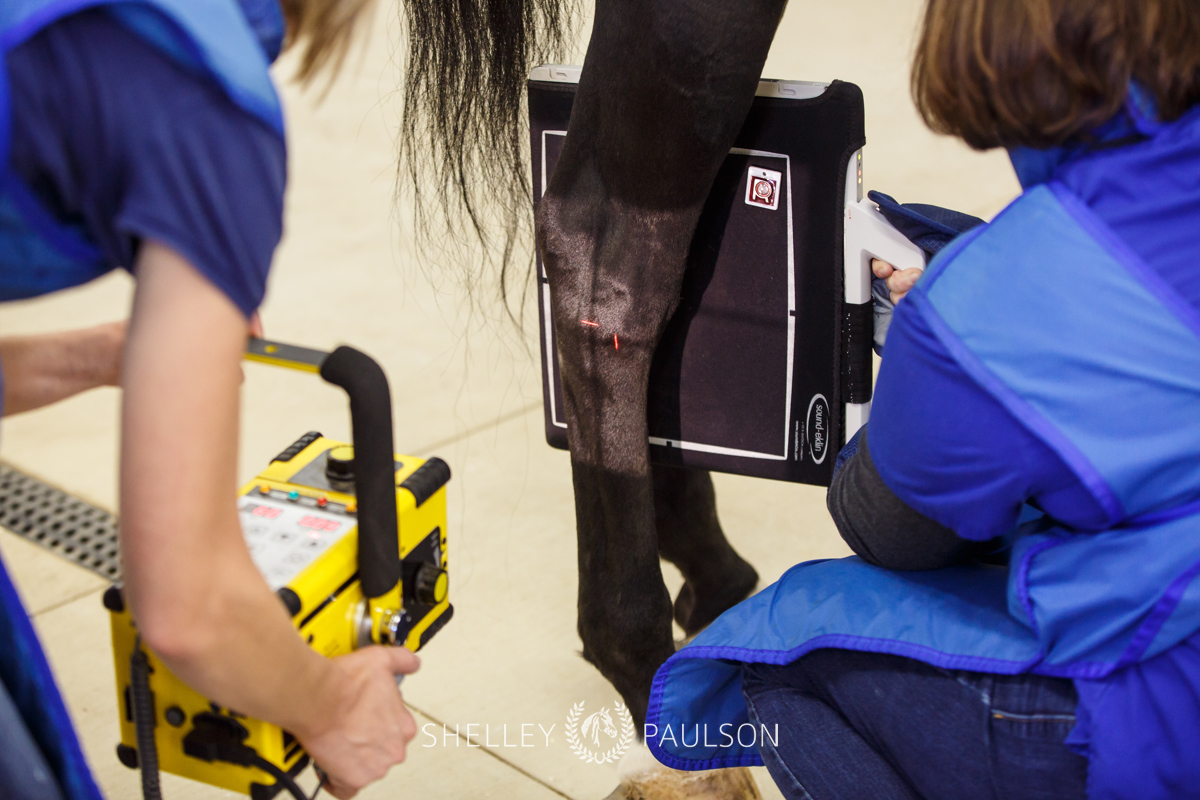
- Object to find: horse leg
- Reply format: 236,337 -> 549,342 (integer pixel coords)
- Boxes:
536,0 -> 786,786
544,199 -> 686,730
654,467 -> 758,637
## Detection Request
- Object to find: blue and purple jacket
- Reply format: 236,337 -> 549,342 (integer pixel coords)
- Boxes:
648,98 -> 1200,799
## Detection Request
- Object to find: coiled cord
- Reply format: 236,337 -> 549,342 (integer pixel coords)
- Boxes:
130,642 -> 162,800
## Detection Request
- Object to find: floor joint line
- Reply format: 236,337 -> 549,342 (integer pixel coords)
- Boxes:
31,584 -> 107,619
407,703 -> 577,800
413,401 -> 542,456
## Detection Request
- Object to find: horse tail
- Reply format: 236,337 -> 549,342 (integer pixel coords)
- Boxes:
397,0 -> 576,318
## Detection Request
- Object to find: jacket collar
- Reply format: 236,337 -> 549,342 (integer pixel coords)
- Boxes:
1008,84 -> 1166,190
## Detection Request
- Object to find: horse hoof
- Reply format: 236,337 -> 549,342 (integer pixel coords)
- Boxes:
602,767 -> 762,800
606,743 -> 762,800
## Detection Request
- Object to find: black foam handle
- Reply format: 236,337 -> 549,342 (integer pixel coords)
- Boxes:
319,346 -> 401,600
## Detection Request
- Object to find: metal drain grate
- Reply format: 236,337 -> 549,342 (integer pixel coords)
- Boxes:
0,462 -> 121,580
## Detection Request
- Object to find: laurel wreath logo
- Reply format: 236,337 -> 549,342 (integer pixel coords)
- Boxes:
565,701 -> 635,764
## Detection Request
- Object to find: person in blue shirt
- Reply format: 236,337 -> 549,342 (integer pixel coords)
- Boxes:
645,1 -> 1200,798
0,3 -> 419,799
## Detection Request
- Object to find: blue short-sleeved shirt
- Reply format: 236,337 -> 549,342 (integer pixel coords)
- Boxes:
6,7 -> 286,317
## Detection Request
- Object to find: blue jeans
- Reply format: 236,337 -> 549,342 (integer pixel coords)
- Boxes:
741,649 -> 1088,800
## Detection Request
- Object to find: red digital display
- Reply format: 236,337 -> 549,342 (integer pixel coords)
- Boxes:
251,505 -> 283,520
298,515 -> 341,533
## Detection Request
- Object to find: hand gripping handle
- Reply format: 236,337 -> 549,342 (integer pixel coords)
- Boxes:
318,346 -> 401,600
843,197 -> 928,304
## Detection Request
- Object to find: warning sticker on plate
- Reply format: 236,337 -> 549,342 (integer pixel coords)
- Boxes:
745,166 -> 782,211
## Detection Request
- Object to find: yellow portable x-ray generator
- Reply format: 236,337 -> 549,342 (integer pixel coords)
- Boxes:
104,339 -> 453,799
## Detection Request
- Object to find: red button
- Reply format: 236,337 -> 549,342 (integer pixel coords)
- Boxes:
316,497 -> 327,508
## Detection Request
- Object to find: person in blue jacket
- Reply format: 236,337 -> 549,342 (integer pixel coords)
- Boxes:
646,0 -> 1200,798
0,2 -> 421,799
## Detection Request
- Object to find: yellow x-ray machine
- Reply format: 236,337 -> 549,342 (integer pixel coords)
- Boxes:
105,340 -> 453,799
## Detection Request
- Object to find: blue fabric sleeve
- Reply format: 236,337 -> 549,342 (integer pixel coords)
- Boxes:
868,295 -> 1109,541
6,8 -> 285,317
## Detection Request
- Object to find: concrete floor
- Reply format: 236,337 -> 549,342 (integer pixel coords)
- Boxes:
0,1 -> 1020,797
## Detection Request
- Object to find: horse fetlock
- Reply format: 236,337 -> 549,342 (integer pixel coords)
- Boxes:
653,468 -> 760,635
673,557 -> 759,636
578,601 -> 675,727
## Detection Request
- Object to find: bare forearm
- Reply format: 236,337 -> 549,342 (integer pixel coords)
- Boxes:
0,322 -> 125,415
129,542 -> 337,737
120,240 -> 335,738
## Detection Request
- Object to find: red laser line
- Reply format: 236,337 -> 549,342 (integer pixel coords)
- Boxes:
581,319 -> 600,327
614,334 -> 619,350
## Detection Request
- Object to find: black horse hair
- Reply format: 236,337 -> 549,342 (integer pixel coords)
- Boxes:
396,0 -> 576,323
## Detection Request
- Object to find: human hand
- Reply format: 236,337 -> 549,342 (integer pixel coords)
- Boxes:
872,259 -> 923,305
86,320 -> 128,387
296,647 -> 421,799
0,320 -> 128,415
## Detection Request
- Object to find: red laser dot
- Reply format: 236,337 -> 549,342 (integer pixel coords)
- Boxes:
581,319 -> 599,327
614,334 -> 619,350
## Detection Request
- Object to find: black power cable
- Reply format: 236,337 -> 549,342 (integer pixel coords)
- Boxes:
310,770 -> 328,799
130,643 -> 163,800
247,754 -> 309,800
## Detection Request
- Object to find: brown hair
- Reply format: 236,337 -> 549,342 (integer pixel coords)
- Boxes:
912,0 -> 1200,150
279,0 -> 377,84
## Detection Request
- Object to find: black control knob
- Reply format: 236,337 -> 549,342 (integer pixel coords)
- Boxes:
413,564 -> 448,605
276,587 -> 302,618
102,585 -> 125,613
325,445 -> 355,483
116,743 -> 138,769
